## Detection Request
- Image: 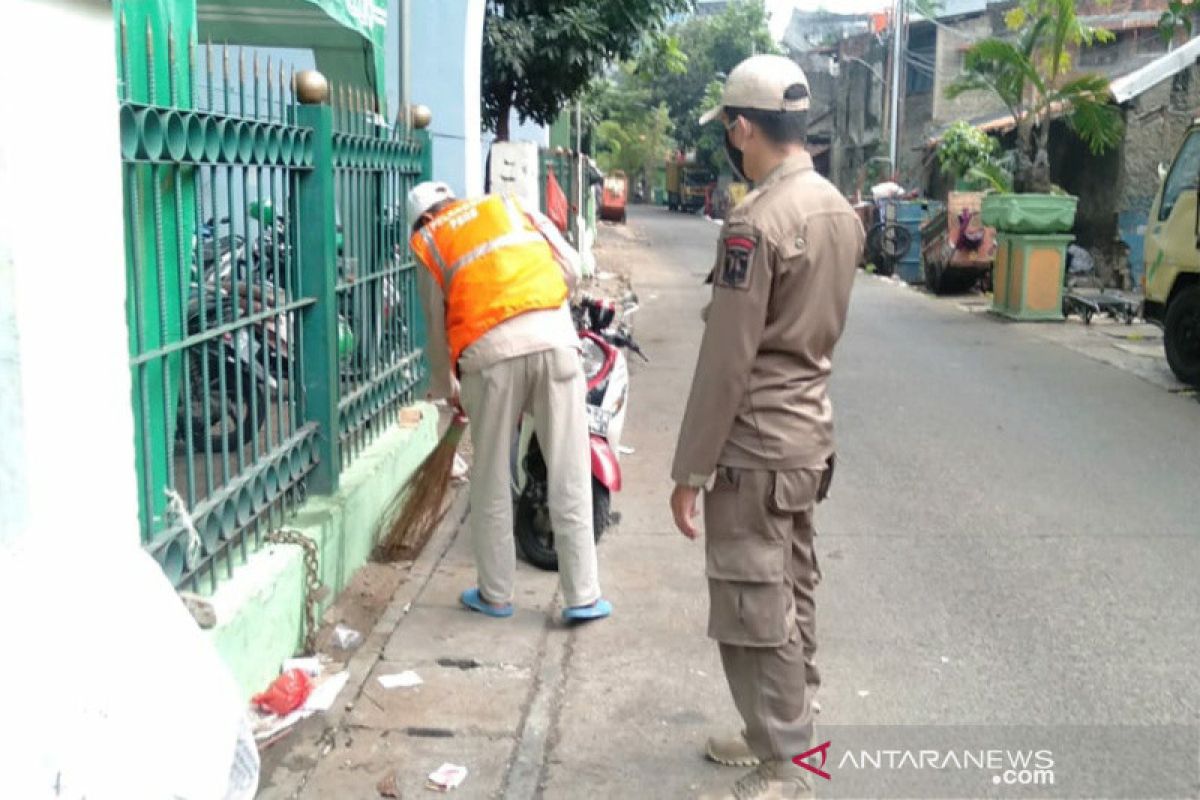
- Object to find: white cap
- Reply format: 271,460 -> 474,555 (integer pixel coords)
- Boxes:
698,54 -> 811,125
407,181 -> 456,224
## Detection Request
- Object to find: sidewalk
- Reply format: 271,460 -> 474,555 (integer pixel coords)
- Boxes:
257,216 -> 740,799
258,487 -> 569,798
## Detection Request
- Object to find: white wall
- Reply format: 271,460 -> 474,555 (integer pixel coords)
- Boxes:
0,0 -> 139,549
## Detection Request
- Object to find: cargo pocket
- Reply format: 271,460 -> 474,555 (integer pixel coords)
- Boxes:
705,469 -> 792,647
769,468 -> 822,515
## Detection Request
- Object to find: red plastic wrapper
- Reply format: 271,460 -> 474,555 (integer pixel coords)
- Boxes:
252,668 -> 313,716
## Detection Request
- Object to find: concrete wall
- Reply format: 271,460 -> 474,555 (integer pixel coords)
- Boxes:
932,14 -> 1002,128
1119,66 -> 1200,218
0,0 -> 140,550
819,39 -> 886,194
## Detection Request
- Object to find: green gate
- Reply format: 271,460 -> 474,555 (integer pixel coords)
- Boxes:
116,4 -> 429,591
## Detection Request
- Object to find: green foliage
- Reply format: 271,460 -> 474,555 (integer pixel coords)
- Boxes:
937,121 -> 1000,181
695,79 -> 729,173
944,0 -> 1123,193
481,0 -> 691,138
1159,0 -> 1198,43
635,0 -> 777,157
967,161 -> 1014,194
595,103 -> 675,177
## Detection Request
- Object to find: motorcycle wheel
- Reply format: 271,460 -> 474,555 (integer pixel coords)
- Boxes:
181,352 -> 267,453
515,477 -> 610,572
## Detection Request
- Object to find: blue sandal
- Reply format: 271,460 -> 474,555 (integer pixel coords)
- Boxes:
460,588 -> 514,618
562,598 -> 613,623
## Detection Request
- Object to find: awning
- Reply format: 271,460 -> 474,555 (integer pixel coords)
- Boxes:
1110,36 -> 1200,104
197,0 -> 387,111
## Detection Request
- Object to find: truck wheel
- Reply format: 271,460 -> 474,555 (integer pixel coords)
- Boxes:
1164,284 -> 1200,386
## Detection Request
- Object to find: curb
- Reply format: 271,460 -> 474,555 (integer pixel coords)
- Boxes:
331,488 -> 469,729
281,486 -> 469,792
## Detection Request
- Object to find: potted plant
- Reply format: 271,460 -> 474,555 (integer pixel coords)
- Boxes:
937,120 -> 1001,191
944,0 -> 1123,317
945,0 -> 1123,235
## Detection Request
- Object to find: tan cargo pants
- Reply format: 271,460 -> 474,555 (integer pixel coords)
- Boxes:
459,347 -> 601,609
704,465 -> 827,763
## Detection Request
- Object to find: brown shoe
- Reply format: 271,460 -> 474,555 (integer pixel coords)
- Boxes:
700,760 -> 815,800
705,731 -> 760,767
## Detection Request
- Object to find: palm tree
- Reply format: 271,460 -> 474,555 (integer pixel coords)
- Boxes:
945,0 -> 1124,193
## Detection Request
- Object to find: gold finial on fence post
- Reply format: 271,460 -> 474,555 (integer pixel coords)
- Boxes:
294,70 -> 330,106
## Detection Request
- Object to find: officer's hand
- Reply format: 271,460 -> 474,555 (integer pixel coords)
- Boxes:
670,485 -> 702,540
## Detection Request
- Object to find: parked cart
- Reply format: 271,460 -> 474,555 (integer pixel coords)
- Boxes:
600,171 -> 628,223
921,191 -> 997,294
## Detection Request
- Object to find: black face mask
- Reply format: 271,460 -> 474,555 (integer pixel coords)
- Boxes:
724,130 -> 747,183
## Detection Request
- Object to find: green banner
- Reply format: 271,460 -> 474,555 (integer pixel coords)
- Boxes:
196,0 -> 388,112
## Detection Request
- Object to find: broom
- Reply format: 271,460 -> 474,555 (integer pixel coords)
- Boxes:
377,412 -> 468,561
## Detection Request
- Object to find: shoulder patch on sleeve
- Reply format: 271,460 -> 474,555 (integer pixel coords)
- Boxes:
719,234 -> 757,290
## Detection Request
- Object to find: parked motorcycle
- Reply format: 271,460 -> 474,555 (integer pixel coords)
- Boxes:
177,215 -> 284,453
514,294 -> 647,571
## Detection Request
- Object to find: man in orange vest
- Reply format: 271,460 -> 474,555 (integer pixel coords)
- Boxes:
407,181 -> 612,622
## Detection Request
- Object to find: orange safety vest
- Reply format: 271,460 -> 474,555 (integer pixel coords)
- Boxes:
410,195 -> 568,367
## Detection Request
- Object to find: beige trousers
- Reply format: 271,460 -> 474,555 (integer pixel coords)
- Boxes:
704,466 -> 825,762
459,347 -> 601,608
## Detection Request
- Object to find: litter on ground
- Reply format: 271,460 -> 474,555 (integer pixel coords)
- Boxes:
426,763 -> 468,791
378,670 -> 424,689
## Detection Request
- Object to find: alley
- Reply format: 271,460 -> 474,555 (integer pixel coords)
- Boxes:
263,205 -> 1200,799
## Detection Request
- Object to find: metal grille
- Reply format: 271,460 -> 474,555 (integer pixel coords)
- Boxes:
117,12 -> 428,589
119,18 -> 318,591
332,89 -> 428,467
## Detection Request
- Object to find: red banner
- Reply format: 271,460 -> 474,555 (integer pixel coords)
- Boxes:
545,168 -> 569,233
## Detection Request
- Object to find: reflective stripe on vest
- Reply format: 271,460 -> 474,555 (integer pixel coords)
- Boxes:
443,229 -> 545,288
409,195 -> 567,366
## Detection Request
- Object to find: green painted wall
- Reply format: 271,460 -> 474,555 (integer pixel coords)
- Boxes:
550,112 -> 572,151
207,403 -> 438,697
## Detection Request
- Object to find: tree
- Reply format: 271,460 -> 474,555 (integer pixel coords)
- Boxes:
1159,0 -> 1199,45
595,104 -> 675,176
945,0 -> 1123,193
482,0 -> 690,140
638,0 -> 777,160
585,63 -> 677,189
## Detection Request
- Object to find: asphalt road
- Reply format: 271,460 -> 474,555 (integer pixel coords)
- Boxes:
543,205 -> 1200,799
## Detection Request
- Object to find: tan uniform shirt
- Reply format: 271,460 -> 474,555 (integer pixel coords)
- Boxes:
418,199 -> 581,399
671,152 -> 864,486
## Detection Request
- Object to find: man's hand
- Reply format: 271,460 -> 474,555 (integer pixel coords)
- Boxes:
670,484 -> 702,540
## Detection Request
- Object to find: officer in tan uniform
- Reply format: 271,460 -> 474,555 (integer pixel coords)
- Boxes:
669,55 -> 863,799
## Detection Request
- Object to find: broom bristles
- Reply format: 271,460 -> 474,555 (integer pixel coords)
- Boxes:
377,418 -> 467,561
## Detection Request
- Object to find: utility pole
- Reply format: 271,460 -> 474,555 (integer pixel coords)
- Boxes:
575,100 -> 584,248
399,0 -> 411,127
888,0 -> 903,179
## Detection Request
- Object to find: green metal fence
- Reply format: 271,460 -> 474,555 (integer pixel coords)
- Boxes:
331,89 -> 428,467
117,14 -> 428,591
